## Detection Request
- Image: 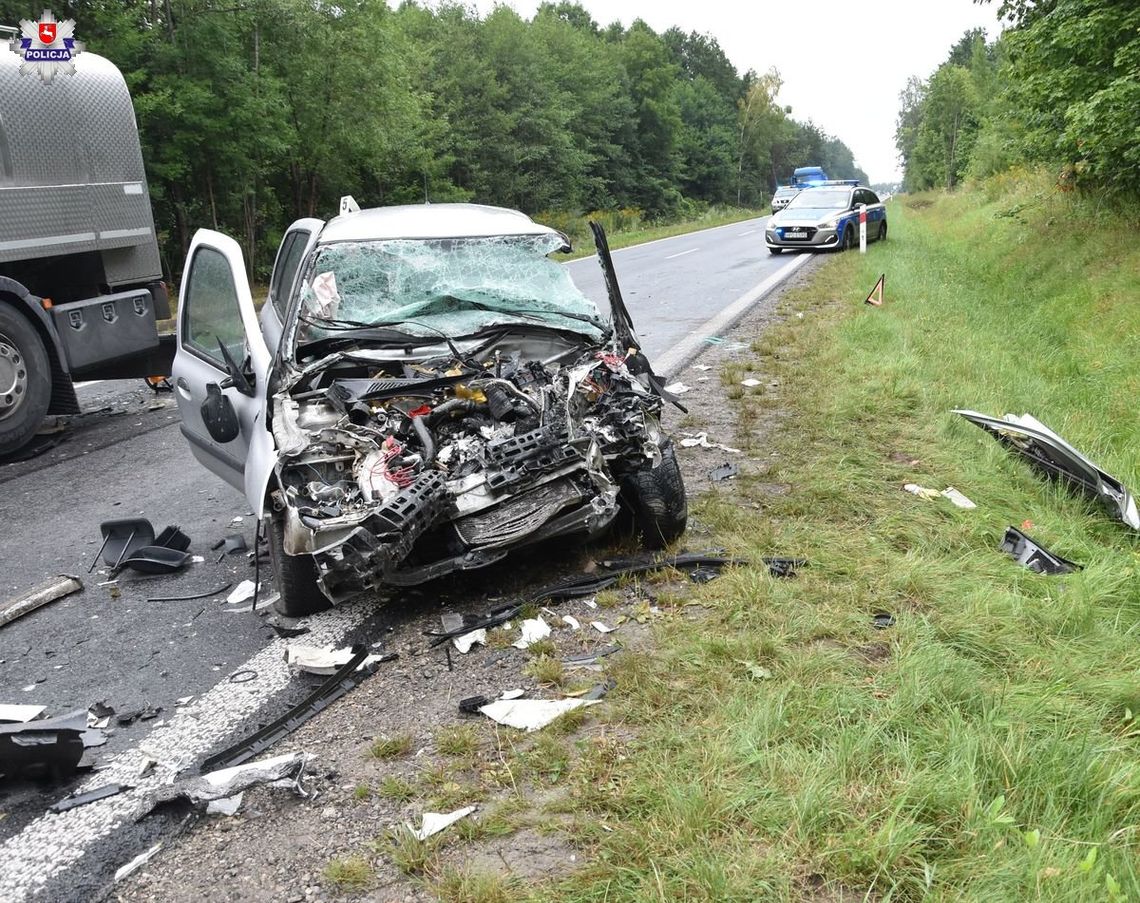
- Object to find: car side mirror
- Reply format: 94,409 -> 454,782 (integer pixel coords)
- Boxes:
201,382 -> 240,443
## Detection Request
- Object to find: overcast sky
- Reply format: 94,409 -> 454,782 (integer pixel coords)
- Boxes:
463,0 -> 1004,183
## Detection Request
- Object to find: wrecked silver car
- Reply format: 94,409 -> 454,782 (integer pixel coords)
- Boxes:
172,202 -> 687,615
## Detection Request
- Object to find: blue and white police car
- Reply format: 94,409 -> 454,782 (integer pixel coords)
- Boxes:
765,182 -> 887,254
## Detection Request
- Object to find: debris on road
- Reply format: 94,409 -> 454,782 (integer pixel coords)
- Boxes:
582,679 -> 616,700
940,487 -> 976,509
117,704 -> 162,726
0,704 -> 46,722
903,483 -> 942,501
0,575 -> 83,629
762,557 -> 807,579
458,694 -> 491,714
563,645 -> 622,668
741,378 -> 761,388
49,782 -> 132,813
479,697 -> 601,732
226,580 -> 258,605
284,644 -> 394,675
680,432 -> 741,454
691,364 -> 712,371
561,615 -> 581,630
512,617 -> 552,649
0,709 -> 101,779
119,546 -> 192,574
872,612 -> 896,630
88,701 -> 115,729
200,649 -> 382,772
954,410 -> 1139,529
425,602 -> 523,647
664,382 -> 691,395
590,620 -> 616,634
709,461 -> 739,482
147,582 -> 233,603
213,534 -> 248,562
533,552 -> 743,602
1000,526 -> 1080,575
904,483 -> 976,509
406,805 -> 477,841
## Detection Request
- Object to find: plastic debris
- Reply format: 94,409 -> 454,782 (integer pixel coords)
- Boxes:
590,621 -> 616,634
453,629 -> 487,654
206,793 -> 244,816
512,617 -> 551,649
0,704 -> 46,722
741,378 -> 761,387
691,364 -> 712,371
226,580 -> 257,605
148,582 -> 232,603
709,461 -> 739,482
499,688 -> 526,700
0,575 -> 83,629
285,644 -> 392,675
50,783 -> 131,813
0,709 -> 97,779
561,615 -> 581,631
954,409 -> 1139,530
478,697 -> 601,732
114,842 -> 162,883
1000,527 -> 1080,575
872,612 -> 895,630
664,382 -> 691,395
680,432 -> 741,454
406,805 -> 477,841
940,487 -> 976,509
903,483 -> 942,500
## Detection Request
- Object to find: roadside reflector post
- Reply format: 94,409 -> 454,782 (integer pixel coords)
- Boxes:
858,204 -> 867,254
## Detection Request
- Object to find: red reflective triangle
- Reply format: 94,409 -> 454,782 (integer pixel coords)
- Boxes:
865,274 -> 884,307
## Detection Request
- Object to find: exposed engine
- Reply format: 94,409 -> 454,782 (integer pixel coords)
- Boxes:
270,344 -> 665,602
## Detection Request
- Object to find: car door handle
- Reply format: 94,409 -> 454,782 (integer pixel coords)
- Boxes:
175,377 -> 193,400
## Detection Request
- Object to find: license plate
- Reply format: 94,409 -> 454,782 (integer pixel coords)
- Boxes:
785,230 -> 807,238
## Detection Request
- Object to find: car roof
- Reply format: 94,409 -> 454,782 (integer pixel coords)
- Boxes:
318,203 -> 562,244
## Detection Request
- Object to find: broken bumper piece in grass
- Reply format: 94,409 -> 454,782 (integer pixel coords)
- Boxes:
406,805 -> 477,841
0,575 -> 82,629
199,649 -> 382,772
478,697 -> 601,732
284,643 -> 395,675
954,410 -> 1139,530
531,552 -> 746,602
1000,527 -> 1081,575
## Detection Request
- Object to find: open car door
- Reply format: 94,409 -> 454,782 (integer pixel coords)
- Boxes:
172,230 -> 276,513
259,218 -> 322,356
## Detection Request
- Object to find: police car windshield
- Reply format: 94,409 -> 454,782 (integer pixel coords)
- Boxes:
786,188 -> 850,210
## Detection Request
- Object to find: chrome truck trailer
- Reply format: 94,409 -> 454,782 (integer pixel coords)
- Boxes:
0,40 -> 173,456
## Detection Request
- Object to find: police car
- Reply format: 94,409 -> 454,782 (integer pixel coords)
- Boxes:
765,183 -> 887,253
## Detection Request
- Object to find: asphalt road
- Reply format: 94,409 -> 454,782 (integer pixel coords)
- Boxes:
0,214 -> 807,900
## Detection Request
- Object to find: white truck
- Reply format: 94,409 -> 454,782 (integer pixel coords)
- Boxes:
0,37 -> 172,456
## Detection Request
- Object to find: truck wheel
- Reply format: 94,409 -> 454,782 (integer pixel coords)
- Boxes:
0,305 -> 52,456
620,440 -> 688,549
266,510 -> 331,617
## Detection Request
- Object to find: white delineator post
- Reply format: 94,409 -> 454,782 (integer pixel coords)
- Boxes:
858,203 -> 867,254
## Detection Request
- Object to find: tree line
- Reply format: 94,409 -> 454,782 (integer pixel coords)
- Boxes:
1,0 -> 867,277
896,0 -> 1140,198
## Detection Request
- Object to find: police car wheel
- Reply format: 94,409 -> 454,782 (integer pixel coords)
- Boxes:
841,226 -> 855,251
0,303 -> 52,457
878,222 -> 888,241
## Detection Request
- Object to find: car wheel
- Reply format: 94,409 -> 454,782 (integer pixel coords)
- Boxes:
266,510 -> 331,617
878,221 -> 888,242
841,226 -> 855,251
0,303 -> 52,457
620,440 -> 688,549
768,246 -> 783,255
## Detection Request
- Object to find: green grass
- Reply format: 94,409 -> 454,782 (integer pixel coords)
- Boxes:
531,171 -> 1140,901
369,733 -> 414,760
323,855 -> 374,890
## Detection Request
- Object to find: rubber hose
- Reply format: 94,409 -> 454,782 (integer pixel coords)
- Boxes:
411,413 -> 436,465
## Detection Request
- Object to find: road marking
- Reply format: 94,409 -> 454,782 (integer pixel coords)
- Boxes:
738,229 -> 756,236
74,380 -> 105,389
654,253 -> 813,377
564,215 -> 770,264
0,599 -> 375,899
663,248 -> 699,260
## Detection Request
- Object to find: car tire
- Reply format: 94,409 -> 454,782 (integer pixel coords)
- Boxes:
266,510 -> 331,617
878,221 -> 888,242
620,440 -> 688,549
0,303 -> 52,457
768,247 -> 783,255
841,226 -> 855,252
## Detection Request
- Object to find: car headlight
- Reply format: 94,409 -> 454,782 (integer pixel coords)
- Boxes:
818,214 -> 841,229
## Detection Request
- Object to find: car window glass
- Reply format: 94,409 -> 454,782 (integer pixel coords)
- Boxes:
184,246 -> 246,367
270,232 -> 308,317
865,190 -> 880,204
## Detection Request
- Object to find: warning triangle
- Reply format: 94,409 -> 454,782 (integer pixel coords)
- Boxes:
864,273 -> 885,307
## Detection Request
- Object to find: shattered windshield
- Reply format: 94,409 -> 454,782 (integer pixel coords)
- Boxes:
295,233 -> 605,346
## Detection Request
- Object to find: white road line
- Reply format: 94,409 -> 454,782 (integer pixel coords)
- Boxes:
654,253 -> 813,377
0,599 -> 375,900
738,229 -> 756,236
663,247 -> 699,260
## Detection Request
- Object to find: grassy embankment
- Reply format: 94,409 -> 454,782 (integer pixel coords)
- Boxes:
536,170 -> 1140,901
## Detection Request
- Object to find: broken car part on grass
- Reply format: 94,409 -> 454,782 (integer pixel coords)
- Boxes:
954,410 -> 1139,530
174,208 -> 688,619
999,527 -> 1080,575
0,575 -> 82,630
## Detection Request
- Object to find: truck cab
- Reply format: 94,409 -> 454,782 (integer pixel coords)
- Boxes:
0,41 -> 171,456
